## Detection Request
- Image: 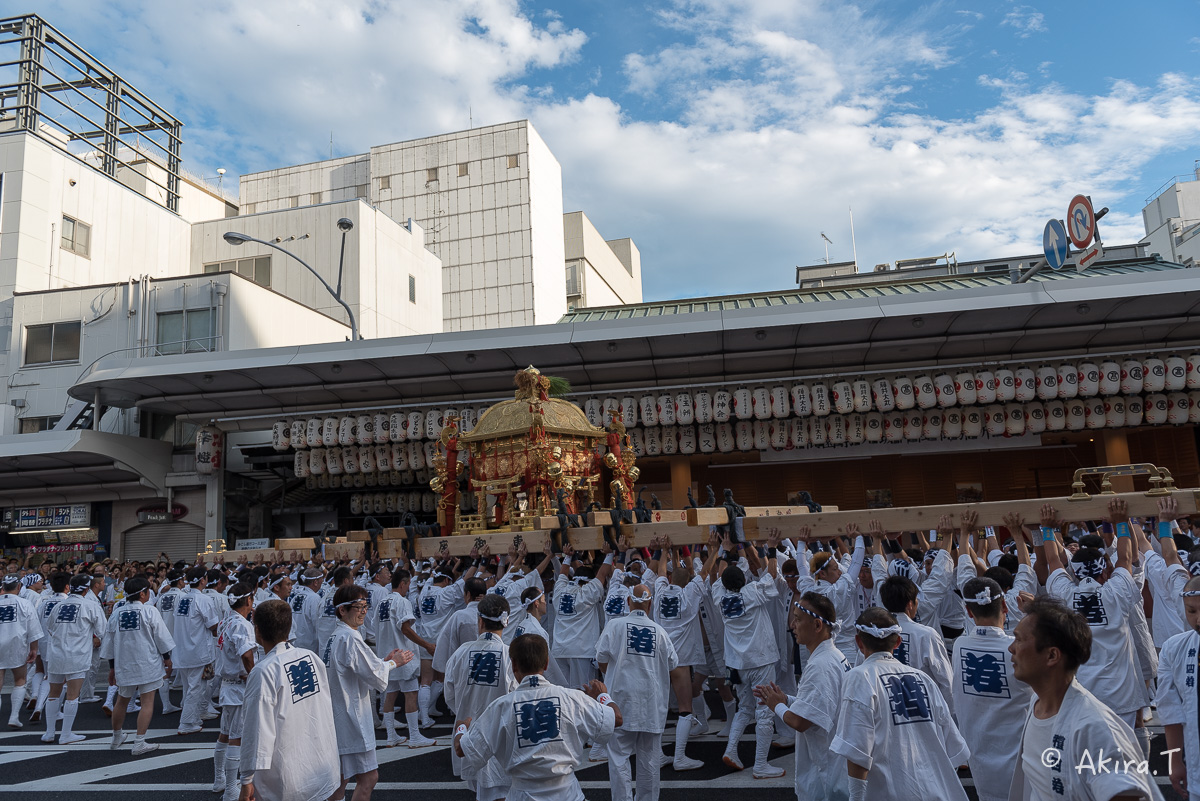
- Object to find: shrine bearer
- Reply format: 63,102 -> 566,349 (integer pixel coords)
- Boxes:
551,541 -> 615,690
0,573 -> 42,729
1008,596 -> 1163,801
951,577 -> 1033,801
287,568 -> 326,653
444,594 -> 518,800
1155,574 -> 1200,800
877,574 -> 954,714
323,584 -> 411,801
830,607 -> 970,801
41,573 -> 106,745
596,583 -> 680,801
212,583 -> 258,801
174,566 -> 221,735
454,633 -> 621,801
100,576 -> 173,755
507,587 -> 569,687
754,591 -> 852,801
711,532 -> 785,778
373,567 -> 438,748
239,599 -> 340,801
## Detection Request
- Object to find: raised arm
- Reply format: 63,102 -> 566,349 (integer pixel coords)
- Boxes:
1157,496 -> 1185,568
1108,498 -> 1133,575
1037,503 -> 1064,577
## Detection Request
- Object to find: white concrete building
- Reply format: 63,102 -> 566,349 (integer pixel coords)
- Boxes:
1142,165 -> 1200,267
564,211 -> 642,310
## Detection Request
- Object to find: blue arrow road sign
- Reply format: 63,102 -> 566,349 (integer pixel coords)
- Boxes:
1044,219 -> 1069,270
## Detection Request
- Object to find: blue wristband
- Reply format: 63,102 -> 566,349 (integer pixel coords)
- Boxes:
1115,522 -> 1131,539
1039,526 -> 1056,543
1158,521 -> 1174,539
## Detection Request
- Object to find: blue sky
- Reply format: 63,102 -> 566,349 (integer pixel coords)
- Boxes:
19,0 -> 1200,300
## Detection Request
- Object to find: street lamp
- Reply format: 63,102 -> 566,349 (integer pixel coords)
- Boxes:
223,218 -> 360,340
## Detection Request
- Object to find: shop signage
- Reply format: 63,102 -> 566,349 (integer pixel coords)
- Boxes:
2,505 -> 90,531
136,503 -> 188,524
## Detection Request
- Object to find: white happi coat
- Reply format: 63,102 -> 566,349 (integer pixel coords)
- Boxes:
373,591 -> 420,683
434,600 -> 480,673
242,643 -> 340,801
444,631 -> 517,781
99,600 -> 174,687
1143,547 -> 1189,646
0,593 -> 41,670
323,621 -> 392,755
551,575 -> 605,659
172,587 -> 220,669
871,551 -> 957,635
950,624 -> 1033,801
505,613 -> 568,687
653,575 -> 707,667
711,570 -> 779,671
830,651 -> 970,801
216,611 -> 256,705
363,580 -> 391,641
805,542 -> 865,659
1047,567 -> 1145,714
155,586 -> 181,637
416,577 -> 467,650
459,674 -> 616,801
286,585 -> 323,653
1009,679 -> 1163,801
1156,629 -> 1200,800
955,556 -> 1037,635
790,637 -> 852,801
601,580 -> 632,625
40,593 -> 105,675
892,612 -> 954,715
313,591 -> 344,656
595,609 -> 678,733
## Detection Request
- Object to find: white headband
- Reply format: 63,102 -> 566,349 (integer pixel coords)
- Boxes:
629,591 -> 652,603
227,590 -> 253,604
268,575 -> 287,590
480,611 -> 509,626
856,623 -> 903,638
1181,590 -> 1200,597
522,591 -> 544,610
965,588 -> 1004,605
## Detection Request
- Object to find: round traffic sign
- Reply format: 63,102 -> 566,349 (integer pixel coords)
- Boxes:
1067,194 -> 1095,249
1043,218 -> 1069,270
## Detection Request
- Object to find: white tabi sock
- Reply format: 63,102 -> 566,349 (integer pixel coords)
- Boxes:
36,680 -> 51,712
406,711 -> 421,733
430,680 -> 443,707
1135,726 -> 1151,760
223,745 -> 241,801
8,685 -> 26,723
44,696 -> 61,737
104,685 -> 117,709
383,711 -> 396,733
417,685 -> 430,720
61,699 -> 80,737
214,741 -> 228,784
159,684 -> 172,710
28,670 -> 42,701
722,699 -> 736,722
674,714 -> 693,762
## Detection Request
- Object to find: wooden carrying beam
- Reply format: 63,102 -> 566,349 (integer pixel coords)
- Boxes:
685,505 -> 839,526
416,529 -> 552,559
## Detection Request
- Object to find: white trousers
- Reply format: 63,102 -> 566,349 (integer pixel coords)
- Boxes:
178,667 -> 207,728
607,729 -> 661,801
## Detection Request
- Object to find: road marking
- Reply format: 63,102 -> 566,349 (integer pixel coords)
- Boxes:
4,748 -> 211,790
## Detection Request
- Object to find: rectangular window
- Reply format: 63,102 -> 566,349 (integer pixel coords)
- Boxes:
409,275 -> 416,304
155,309 -> 216,355
24,321 -> 81,365
289,196 -> 300,209
309,192 -> 322,204
61,215 -> 91,257
458,163 -> 469,177
355,184 -> 368,199
507,154 -> 519,169
379,175 -> 391,190
19,416 -> 61,434
565,262 -> 581,296
426,167 -> 438,182
202,256 -> 270,287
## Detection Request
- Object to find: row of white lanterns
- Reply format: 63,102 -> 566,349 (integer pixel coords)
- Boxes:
274,407 -> 482,451
301,473 -> 437,492
291,441 -> 471,478
618,391 -> 1200,455
349,491 -> 438,516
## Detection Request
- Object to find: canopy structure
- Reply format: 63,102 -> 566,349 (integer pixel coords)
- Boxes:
0,430 -> 172,506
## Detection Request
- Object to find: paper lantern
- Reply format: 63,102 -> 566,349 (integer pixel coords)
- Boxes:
994,369 -> 1016,403
716,423 -> 735,452
872,378 -> 896,412
629,428 -> 646,457
597,398 -> 616,427
851,381 -> 872,413
847,414 -> 865,445
357,446 -> 374,474
659,394 -> 678,426
1000,404 -> 1023,437
326,447 -> 344,475
943,409 -> 963,439
810,383 -> 831,416
1168,393 -> 1191,425
422,441 -> 438,468
386,413 -> 405,443
306,448 -> 324,476
407,490 -> 422,512
341,446 -> 360,475
375,444 -> 391,472
698,423 -> 716,453
271,421 -> 291,452
832,381 -> 854,414
292,450 -> 310,478
1166,357 -> 1188,391
1044,400 -> 1066,432
748,388 -> 769,421
748,420 -> 766,450
1083,398 -> 1105,429
984,405 -> 1005,436
914,375 -> 937,410
965,409 -> 986,438
423,410 -> 442,440
953,372 -> 978,406
892,376 -> 915,410
302,419 -> 319,449
713,390 -> 733,422
1077,363 -> 1100,397
1120,360 -> 1144,395
1056,365 -> 1078,399
319,416 -> 336,447
662,425 -> 680,455
770,386 -> 790,418
1035,367 -> 1059,401
679,425 -> 698,454
734,421 -> 754,451
809,417 -> 828,446
369,413 -> 387,445
336,417 -> 355,446
385,493 -> 397,514
622,397 -> 638,429
905,410 -> 924,441
1188,355 -> 1200,389
406,412 -> 424,441
349,494 -> 362,515
407,441 -> 424,470
1190,393 -> 1200,424
401,469 -> 415,485
637,396 -> 658,428
390,443 -> 408,472
1014,368 -> 1037,402
732,388 -> 753,420
351,414 -> 370,446
1105,397 -> 1125,428
865,412 -> 884,443
934,374 -> 957,408
288,420 -> 306,450
1125,397 -> 1144,427
1065,399 -> 1086,431
884,411 -> 905,442
923,410 -> 944,440
828,415 -> 847,445
1026,402 -> 1046,434
1098,362 -> 1121,396
196,427 -> 223,474
677,393 -> 695,425
459,407 -> 477,433
789,418 -> 808,448
585,398 -> 603,427
695,391 -> 713,424
1143,358 -> 1166,393
393,490 -> 406,512
976,371 -> 998,405
790,384 -> 812,417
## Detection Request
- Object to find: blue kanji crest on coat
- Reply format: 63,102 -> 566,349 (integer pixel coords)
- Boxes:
960,648 -> 1011,698
1073,592 -> 1107,626
881,673 -> 933,725
176,598 -> 192,617
322,599 -> 336,618
515,698 -> 561,747
377,600 -> 391,622
605,595 -> 626,617
0,605 -> 14,623
469,651 -> 501,686
118,610 -> 141,631
720,595 -> 745,619
56,603 -> 79,623
421,596 -> 437,616
160,595 -> 175,613
892,633 -> 911,665
42,601 -> 58,618
658,596 -> 681,620
626,624 -> 656,656
290,594 -> 305,613
558,594 -> 576,616
286,656 -> 320,701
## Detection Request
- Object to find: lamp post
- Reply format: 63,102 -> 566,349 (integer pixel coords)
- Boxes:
222,217 -> 360,340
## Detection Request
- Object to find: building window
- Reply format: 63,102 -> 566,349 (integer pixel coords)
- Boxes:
426,168 -> 438,182
458,163 -> 469,177
379,175 -> 391,190
309,192 -> 322,204
155,309 -> 215,355
19,416 -> 61,434
507,155 -> 519,169
24,321 -> 81,365
355,184 -> 368,199
408,275 -> 416,304
61,215 -> 91,257
203,256 -> 271,287
565,262 -> 581,297
289,196 -> 300,209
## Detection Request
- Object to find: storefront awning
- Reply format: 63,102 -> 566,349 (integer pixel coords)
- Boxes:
0,430 -> 173,506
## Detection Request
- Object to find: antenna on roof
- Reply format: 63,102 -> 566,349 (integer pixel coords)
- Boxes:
820,232 -> 832,264
849,207 -> 859,272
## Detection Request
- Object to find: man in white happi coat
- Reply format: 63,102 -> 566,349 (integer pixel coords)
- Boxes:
0,573 -> 41,729
239,599 -> 340,801
551,542 -> 614,690
434,576 -> 489,676
212,583 -> 258,800
315,566 -> 355,657
444,594 -> 518,800
711,533 -> 785,778
1143,497 -> 1190,647
1008,595 -> 1162,801
417,555 -> 485,726
455,633 -> 621,801
154,570 -> 185,714
102,576 -> 174,756
374,567 -> 437,748
40,573 -> 106,744
174,566 -> 222,734
807,529 -> 867,662
755,590 -> 852,801
877,573 -> 955,714
597,582 -> 680,801
362,561 -> 392,644
287,567 -> 325,653
1156,574 -> 1200,799
506,586 -> 569,687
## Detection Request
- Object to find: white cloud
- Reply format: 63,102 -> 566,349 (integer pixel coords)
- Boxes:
1002,6 -> 1048,38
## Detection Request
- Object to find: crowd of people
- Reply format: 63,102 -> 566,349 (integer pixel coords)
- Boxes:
2,495 -> 1198,801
